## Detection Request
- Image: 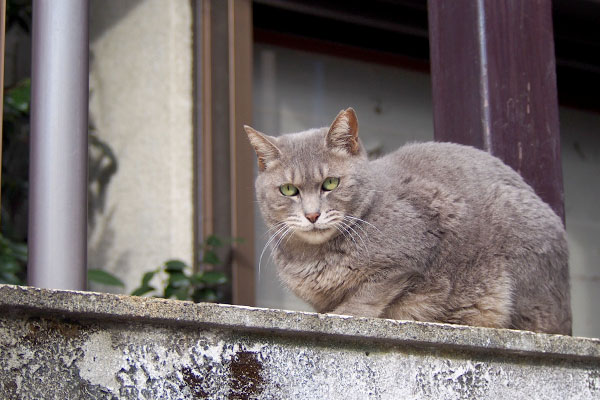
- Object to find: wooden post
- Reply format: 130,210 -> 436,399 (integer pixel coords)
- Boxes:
194,0 -> 255,305
228,0 -> 255,306
428,0 -> 564,222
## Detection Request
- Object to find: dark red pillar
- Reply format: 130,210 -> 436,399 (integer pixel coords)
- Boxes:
428,0 -> 564,222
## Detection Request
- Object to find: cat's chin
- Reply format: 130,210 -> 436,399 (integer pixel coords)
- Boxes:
294,228 -> 337,245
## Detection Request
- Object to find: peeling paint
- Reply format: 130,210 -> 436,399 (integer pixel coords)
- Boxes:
415,360 -> 492,399
78,331 -> 125,392
589,370 -> 600,392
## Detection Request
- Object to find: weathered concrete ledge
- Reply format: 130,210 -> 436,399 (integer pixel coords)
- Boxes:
1,284 -> 599,399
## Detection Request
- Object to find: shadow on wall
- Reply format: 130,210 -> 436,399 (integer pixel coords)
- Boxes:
87,206 -> 132,294
89,0 -> 144,42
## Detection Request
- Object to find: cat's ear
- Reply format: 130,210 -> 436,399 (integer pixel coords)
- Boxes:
244,125 -> 282,171
326,108 -> 360,155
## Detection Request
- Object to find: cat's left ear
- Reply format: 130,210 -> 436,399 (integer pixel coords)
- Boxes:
244,125 -> 282,171
326,108 -> 360,155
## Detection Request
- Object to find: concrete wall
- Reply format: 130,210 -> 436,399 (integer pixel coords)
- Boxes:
87,0 -> 194,292
1,284 -> 599,399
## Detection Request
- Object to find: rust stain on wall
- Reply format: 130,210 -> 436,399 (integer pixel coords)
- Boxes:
228,350 -> 264,399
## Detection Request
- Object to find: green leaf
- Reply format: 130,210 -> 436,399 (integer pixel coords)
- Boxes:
199,271 -> 227,285
131,285 -> 155,297
0,271 -> 21,285
0,234 -> 28,263
202,250 -> 220,266
0,257 -> 21,273
5,79 -> 31,113
141,270 -> 157,287
190,273 -> 204,285
164,284 -> 176,299
174,286 -> 190,301
193,288 -> 218,302
191,289 -> 204,303
168,272 -> 189,288
205,235 -> 222,247
164,260 -> 187,272
88,269 -> 125,287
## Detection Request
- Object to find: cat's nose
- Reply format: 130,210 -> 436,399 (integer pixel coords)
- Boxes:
305,212 -> 321,223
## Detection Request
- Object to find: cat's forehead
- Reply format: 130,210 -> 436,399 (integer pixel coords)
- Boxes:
271,128 -> 337,182
276,128 -> 328,154
280,162 -> 330,184
276,129 -> 330,164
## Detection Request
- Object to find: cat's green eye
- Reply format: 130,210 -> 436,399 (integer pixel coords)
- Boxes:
280,183 -> 299,196
322,177 -> 340,191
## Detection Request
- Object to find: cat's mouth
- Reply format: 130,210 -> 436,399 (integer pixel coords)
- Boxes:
294,226 -> 336,244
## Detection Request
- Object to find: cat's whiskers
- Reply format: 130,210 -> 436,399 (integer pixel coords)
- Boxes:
333,221 -> 353,244
282,229 -> 296,248
339,219 -> 367,246
342,216 -> 369,237
339,219 -> 370,261
258,223 -> 289,279
263,221 -> 287,238
345,215 -> 382,234
343,217 -> 371,249
274,216 -> 302,251
270,225 -> 293,265
344,217 -> 379,262
335,219 -> 363,257
333,224 -> 351,245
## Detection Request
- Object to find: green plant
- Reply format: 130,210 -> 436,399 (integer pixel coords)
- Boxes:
2,0 -> 32,249
2,79 -> 30,243
0,78 -> 31,285
131,260 -> 227,302
87,268 -> 125,288
129,235 -> 231,303
0,1 -> 32,286
0,233 -> 27,284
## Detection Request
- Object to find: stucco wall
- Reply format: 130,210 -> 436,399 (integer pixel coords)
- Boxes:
1,285 -> 599,399
87,0 -> 194,292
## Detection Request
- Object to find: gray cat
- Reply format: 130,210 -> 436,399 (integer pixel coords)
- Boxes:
245,108 -> 571,335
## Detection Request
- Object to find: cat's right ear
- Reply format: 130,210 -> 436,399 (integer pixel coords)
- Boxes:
244,125 -> 282,171
326,108 -> 360,155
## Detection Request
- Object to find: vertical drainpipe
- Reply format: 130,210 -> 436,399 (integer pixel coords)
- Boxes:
28,0 -> 89,290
